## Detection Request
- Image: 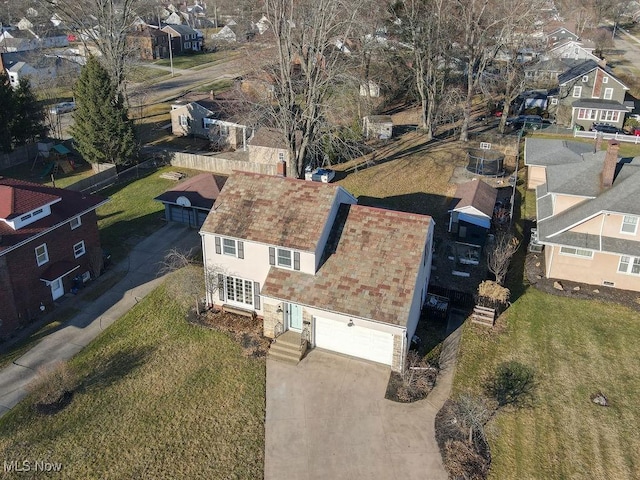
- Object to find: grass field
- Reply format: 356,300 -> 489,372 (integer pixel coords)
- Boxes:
153,51 -> 229,70
0,159 -> 95,189
0,282 -> 265,479
96,166 -> 203,260
453,288 -> 640,479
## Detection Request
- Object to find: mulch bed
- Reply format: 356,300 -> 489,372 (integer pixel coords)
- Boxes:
193,309 -> 271,358
525,252 -> 640,312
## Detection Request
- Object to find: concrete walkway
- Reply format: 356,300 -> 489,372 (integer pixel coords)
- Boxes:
0,223 -> 200,418
265,311 -> 464,480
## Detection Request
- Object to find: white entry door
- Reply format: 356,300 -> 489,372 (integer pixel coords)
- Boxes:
314,316 -> 394,366
50,278 -> 64,300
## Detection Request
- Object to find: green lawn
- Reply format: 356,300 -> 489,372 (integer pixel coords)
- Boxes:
0,159 -> 95,189
153,51 -> 231,70
0,282 -> 265,479
96,166 -> 203,260
453,289 -> 640,479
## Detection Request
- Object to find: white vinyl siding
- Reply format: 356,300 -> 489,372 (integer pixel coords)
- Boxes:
621,215 -> 638,234
35,243 -> 49,266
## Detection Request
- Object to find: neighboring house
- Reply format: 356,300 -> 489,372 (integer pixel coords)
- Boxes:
363,115 -> 393,140
547,40 -> 599,62
200,172 -> 435,371
247,127 -> 294,176
545,26 -> 579,44
155,173 -> 227,228
1,52 -> 81,88
211,25 -> 238,43
126,26 -> 170,60
170,93 -> 251,150
557,60 -> 631,130
0,178 -> 108,338
161,24 -> 203,53
524,58 -> 583,88
534,139 -> 640,292
524,137 -> 594,189
448,179 -> 498,247
0,29 -> 38,52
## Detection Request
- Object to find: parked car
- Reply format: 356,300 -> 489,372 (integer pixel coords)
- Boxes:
590,123 -> 622,134
305,166 -> 336,183
505,115 -> 543,131
49,101 -> 76,115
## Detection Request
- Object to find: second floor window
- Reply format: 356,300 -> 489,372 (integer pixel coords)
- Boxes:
35,243 -> 49,266
70,216 -> 81,230
223,238 -> 237,256
73,241 -> 86,258
603,88 -> 613,100
573,86 -> 582,97
179,115 -> 188,127
277,248 -> 292,268
621,215 -> 638,234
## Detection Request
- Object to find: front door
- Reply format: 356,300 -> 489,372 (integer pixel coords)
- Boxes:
50,278 -> 64,300
287,303 -> 303,331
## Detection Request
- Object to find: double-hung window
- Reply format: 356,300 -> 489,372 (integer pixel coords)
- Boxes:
214,237 -> 244,258
73,241 -> 86,258
618,256 -> 640,275
277,248 -> 292,268
269,246 -> 300,270
621,215 -> 638,234
70,216 -> 81,230
35,244 -> 49,266
223,238 -> 237,256
572,86 -> 582,97
179,115 -> 188,127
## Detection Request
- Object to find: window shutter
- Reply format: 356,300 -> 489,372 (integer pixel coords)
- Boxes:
218,274 -> 225,301
294,251 -> 300,270
269,247 -> 276,265
214,236 -> 221,254
253,282 -> 260,310
238,241 -> 244,259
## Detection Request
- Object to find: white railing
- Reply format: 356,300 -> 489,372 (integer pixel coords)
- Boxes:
574,130 -> 640,144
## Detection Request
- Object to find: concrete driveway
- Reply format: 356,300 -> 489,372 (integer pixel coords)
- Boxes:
265,350 -> 449,480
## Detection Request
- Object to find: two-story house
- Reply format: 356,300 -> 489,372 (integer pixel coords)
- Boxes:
554,60 -> 631,130
126,26 -> 170,60
529,138 -> 640,292
0,178 -> 108,338
161,24 -> 202,53
200,172 -> 435,371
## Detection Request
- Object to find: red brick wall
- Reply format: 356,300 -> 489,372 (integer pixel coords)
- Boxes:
0,211 -> 102,339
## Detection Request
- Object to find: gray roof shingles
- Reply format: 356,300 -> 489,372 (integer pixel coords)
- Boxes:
261,204 -> 432,326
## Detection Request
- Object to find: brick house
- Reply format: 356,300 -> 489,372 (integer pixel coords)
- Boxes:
126,26 -> 170,60
200,172 -> 435,371
0,178 -> 107,338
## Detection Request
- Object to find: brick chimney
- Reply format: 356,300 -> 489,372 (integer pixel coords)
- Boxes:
277,158 -> 286,177
594,132 -> 603,153
601,140 -> 619,188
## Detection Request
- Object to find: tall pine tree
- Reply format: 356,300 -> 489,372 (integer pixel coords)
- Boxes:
71,56 -> 137,166
11,78 -> 46,146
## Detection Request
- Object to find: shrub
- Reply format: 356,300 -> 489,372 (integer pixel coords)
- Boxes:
487,360 -> 535,407
27,361 -> 76,407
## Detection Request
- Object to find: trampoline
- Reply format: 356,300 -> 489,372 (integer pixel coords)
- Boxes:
466,148 -> 505,177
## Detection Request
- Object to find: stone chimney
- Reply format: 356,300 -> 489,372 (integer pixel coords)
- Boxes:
594,132 -> 603,153
601,140 -> 619,188
277,158 -> 287,177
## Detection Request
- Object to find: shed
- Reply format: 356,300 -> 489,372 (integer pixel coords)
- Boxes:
448,179 -> 498,246
155,173 -> 227,228
363,115 -> 393,140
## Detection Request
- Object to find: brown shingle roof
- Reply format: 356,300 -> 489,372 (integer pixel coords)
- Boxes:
248,127 -> 287,149
261,204 -> 432,326
0,183 -> 60,219
154,173 -> 227,210
449,179 -> 497,217
0,178 -> 107,253
200,172 -> 349,251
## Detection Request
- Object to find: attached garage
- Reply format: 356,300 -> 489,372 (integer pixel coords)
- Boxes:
314,316 -> 395,366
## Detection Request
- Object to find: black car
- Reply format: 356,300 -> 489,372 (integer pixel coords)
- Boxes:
505,115 -> 543,131
590,123 -> 622,134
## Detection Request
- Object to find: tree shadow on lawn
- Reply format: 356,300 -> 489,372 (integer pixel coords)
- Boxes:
78,344 -> 156,394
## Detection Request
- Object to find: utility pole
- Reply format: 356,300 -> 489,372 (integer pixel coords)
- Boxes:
168,31 -> 174,77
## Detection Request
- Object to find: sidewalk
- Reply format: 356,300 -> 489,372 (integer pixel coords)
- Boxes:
0,223 -> 200,418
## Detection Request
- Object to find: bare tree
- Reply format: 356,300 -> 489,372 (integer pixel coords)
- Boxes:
43,0 -> 146,98
486,231 -> 520,285
456,393 -> 492,446
262,0 -> 366,177
159,247 -> 205,315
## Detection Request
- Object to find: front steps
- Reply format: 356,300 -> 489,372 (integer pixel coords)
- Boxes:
268,330 -> 306,365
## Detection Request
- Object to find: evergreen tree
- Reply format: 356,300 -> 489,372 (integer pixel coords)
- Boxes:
10,79 -> 46,146
0,74 -> 15,153
71,56 -> 137,165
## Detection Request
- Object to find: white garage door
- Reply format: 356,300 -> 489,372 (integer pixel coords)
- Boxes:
314,316 -> 394,366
